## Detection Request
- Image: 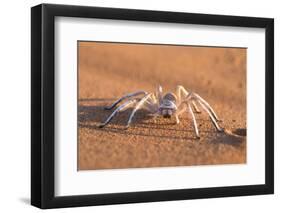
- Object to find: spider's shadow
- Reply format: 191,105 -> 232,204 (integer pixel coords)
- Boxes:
78,98 -> 216,141
79,99 -> 189,140
78,98 -> 152,127
78,98 -> 246,147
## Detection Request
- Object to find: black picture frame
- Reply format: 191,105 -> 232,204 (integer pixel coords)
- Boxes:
31,3 -> 274,209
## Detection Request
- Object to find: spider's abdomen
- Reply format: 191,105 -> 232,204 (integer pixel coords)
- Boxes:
163,93 -> 177,103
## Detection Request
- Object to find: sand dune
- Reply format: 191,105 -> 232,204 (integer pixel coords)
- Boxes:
78,42 -> 246,170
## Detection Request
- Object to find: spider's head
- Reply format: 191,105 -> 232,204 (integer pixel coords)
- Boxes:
159,93 -> 177,118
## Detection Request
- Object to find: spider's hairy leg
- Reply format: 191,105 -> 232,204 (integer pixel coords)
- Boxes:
149,94 -> 160,123
176,85 -> 201,113
126,93 -> 153,128
188,103 -> 200,139
175,115 -> 180,124
176,85 -> 188,103
192,100 -> 201,113
151,93 -> 159,105
196,99 -> 223,132
174,103 -> 187,124
146,93 -> 158,108
193,93 -> 221,121
156,85 -> 163,104
104,90 -> 147,110
98,99 -> 137,128
145,98 -> 159,114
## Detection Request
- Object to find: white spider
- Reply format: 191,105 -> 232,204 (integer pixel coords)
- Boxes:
98,85 -> 223,138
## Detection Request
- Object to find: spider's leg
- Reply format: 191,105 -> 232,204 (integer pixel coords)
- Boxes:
193,93 -> 221,121
152,94 -> 161,118
137,94 -> 159,123
188,103 -> 200,139
126,93 -> 152,128
175,115 -> 180,124
192,100 -> 201,113
196,100 -> 223,132
104,90 -> 147,110
99,99 -> 137,128
176,85 -> 200,113
176,85 -> 188,103
151,93 -> 158,105
146,94 -> 159,113
175,103 -> 187,124
144,102 -> 158,114
148,95 -> 161,122
156,85 -> 163,104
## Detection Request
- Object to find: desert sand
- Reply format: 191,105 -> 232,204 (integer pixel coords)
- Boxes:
78,41 -> 246,170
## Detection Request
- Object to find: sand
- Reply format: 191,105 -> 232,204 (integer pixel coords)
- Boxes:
78,42 -> 247,170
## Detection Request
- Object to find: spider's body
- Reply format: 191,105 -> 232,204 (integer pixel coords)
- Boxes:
159,93 -> 177,118
99,85 -> 223,139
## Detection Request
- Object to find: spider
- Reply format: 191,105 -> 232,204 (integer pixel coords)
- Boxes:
98,85 -> 223,138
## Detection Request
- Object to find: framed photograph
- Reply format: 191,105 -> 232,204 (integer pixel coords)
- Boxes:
31,3 -> 274,209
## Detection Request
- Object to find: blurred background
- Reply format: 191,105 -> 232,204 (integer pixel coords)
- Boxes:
79,42 -> 246,105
